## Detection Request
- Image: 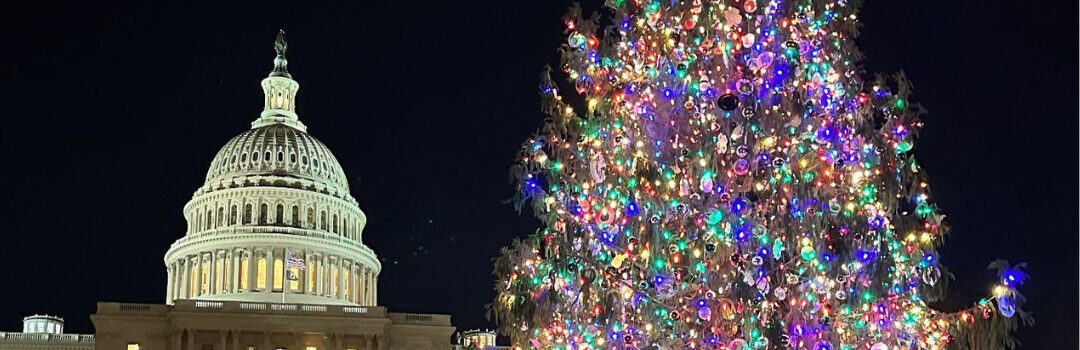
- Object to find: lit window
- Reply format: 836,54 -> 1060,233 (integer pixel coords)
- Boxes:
331,266 -> 339,296
200,262 -> 209,294
127,344 -> 140,350
273,258 -> 284,290
307,347 -> 317,350
239,256 -> 250,289
257,258 -> 267,289
307,261 -> 316,294
216,258 -> 226,292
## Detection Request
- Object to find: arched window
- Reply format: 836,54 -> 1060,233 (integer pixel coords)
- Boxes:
275,204 -> 284,225
259,204 -> 268,224
291,205 -> 299,226
307,208 -> 315,229
273,258 -> 284,291
320,212 -> 327,230
343,217 -> 349,236
229,205 -> 237,225
256,257 -> 267,290
217,207 -> 224,227
332,214 -> 339,233
206,210 -> 212,230
243,204 -> 252,224
239,255 -> 250,290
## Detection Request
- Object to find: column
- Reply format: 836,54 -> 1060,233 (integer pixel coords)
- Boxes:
263,331 -> 272,350
219,330 -> 227,350
364,269 -> 372,305
195,255 -> 204,297
337,259 -> 346,300
186,329 -> 195,350
232,330 -> 240,350
247,249 -> 256,292
349,266 -> 358,302
316,255 -> 324,296
209,251 -> 217,295
266,248 -> 275,293
180,259 -> 189,300
232,250 -> 241,293
372,273 -> 378,305
166,263 -> 175,304
283,247 -> 291,298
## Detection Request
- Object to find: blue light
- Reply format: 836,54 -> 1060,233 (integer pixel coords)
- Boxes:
857,250 -> 875,264
626,201 -> 640,217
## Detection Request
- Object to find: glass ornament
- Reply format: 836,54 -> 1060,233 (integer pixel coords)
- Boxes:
922,266 -> 941,286
734,159 -> 750,175
718,93 -> 740,111
997,294 -> 1016,318
698,306 -> 712,320
568,32 -> 587,49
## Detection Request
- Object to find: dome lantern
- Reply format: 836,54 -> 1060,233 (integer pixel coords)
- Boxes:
253,29 -> 307,132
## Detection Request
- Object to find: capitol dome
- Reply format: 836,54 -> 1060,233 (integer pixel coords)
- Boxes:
202,123 -> 351,200
164,31 -> 379,306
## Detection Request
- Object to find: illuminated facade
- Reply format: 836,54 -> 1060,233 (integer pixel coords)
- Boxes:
0,315 -> 95,350
451,330 -> 507,350
90,31 -> 454,350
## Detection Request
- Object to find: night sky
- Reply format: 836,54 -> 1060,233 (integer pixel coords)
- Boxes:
0,0 -> 1075,348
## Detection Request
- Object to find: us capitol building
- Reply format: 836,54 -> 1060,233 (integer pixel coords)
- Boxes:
76,31 -> 456,350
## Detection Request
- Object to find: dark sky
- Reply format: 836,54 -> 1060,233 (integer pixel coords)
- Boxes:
0,0 -> 1075,348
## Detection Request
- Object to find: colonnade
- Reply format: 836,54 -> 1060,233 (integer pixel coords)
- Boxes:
166,246 -> 377,306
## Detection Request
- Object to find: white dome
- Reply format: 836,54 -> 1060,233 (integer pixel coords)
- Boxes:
164,32 -> 379,307
202,123 -> 351,199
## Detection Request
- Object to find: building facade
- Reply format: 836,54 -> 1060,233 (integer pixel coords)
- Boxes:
0,315 -> 95,350
91,31 -> 454,350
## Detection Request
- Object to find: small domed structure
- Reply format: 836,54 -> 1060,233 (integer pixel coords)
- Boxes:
22,315 -> 63,335
164,30 -> 378,306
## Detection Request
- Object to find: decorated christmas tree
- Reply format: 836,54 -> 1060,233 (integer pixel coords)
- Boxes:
491,0 -> 1031,349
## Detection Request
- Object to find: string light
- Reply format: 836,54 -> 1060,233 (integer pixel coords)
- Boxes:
495,0 -> 1028,349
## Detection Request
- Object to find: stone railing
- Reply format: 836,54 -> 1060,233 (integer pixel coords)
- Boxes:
387,312 -> 453,327
97,302 -> 170,316
0,332 -> 95,343
170,300 -> 388,318
170,226 -> 377,256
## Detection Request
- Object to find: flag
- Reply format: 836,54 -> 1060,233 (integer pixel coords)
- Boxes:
286,255 -> 306,270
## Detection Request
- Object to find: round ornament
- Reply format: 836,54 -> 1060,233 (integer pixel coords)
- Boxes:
717,94 -> 740,111
736,79 -> 753,94
998,294 -> 1017,318
736,145 -> 749,157
733,159 -> 750,175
